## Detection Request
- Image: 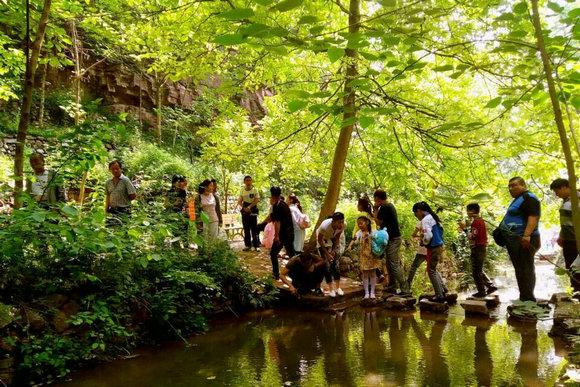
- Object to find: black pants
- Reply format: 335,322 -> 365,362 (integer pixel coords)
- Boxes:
562,240 -> 580,292
289,266 -> 325,293
241,213 -> 260,248
505,234 -> 540,301
270,237 -> 295,278
318,247 -> 341,284
471,245 -> 494,293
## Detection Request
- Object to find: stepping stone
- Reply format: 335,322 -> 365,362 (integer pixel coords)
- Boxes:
460,300 -> 490,316
550,293 -> 572,304
419,299 -> 449,313
383,296 -> 417,310
507,301 -> 551,320
466,294 -> 500,308
419,293 -> 458,304
360,298 -> 379,307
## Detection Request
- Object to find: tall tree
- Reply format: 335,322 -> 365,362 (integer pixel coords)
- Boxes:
13,0 -> 52,209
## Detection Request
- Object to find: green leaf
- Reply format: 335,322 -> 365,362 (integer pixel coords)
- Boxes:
513,3 -> 527,14
471,193 -> 492,201
288,100 -> 308,112
309,26 -> 325,35
380,0 -> 397,7
555,267 -> 568,276
61,205 -> 78,217
213,34 -> 245,45
274,0 -> 303,12
533,92 -> 550,106
359,116 -> 375,128
547,2 -> 564,12
297,15 -> 318,24
327,47 -> 345,63
433,64 -> 454,72
254,0 -> 274,5
31,212 -> 46,223
570,95 -> 580,110
217,8 -> 254,20
485,97 -> 503,109
86,274 -> 100,282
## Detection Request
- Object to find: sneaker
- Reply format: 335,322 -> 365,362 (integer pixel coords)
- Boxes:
471,292 -> 487,298
315,288 -> 324,296
242,247 -> 252,252
428,296 -> 446,303
370,294 -> 376,299
396,291 -> 412,297
486,286 -> 498,295
329,290 -> 336,298
337,288 -> 344,296
364,294 -> 370,299
254,247 -> 261,252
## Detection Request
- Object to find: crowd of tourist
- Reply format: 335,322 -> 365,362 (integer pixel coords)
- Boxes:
23,153 -> 580,302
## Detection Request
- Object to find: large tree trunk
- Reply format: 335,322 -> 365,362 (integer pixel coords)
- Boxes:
531,0 -> 580,252
308,0 -> 360,247
13,0 -> 53,209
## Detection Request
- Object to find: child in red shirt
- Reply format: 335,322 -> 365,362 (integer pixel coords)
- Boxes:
466,203 -> 497,297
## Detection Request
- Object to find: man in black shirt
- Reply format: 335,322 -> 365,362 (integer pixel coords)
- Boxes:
373,189 -> 410,295
269,186 -> 296,279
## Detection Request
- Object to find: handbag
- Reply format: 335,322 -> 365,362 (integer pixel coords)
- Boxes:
492,214 -> 507,247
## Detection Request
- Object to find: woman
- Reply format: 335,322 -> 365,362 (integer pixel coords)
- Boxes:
195,179 -> 220,239
287,194 -> 310,253
412,201 -> 446,303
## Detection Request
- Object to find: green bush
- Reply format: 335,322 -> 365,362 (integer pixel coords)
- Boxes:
0,200 -> 275,384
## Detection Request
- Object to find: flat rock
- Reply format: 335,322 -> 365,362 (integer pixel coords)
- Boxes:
550,292 -> 572,304
360,298 -> 380,307
461,300 -> 490,315
383,296 -> 417,310
466,294 -> 500,308
419,293 -> 458,304
419,299 -> 449,313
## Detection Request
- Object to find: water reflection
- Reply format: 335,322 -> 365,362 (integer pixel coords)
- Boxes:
60,307 -> 567,387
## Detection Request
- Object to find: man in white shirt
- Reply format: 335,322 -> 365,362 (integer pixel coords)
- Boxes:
25,153 -> 66,205
237,176 -> 261,251
317,212 -> 346,297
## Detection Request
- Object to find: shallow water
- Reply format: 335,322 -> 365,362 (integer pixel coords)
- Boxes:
60,262 -> 572,387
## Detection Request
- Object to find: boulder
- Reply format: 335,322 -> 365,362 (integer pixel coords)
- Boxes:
460,300 -> 490,315
419,299 -> 449,313
23,309 -> 45,332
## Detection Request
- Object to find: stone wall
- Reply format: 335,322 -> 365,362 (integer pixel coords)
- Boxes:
0,137 -> 50,157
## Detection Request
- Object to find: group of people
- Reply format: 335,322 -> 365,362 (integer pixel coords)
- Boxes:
23,154 -> 580,301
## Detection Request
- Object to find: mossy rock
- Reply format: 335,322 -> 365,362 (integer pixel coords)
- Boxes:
507,300 -> 551,320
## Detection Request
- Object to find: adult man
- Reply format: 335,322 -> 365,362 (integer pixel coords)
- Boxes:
237,176 -> 260,252
317,212 -> 346,297
280,251 -> 326,295
25,153 -> 66,205
268,186 -> 295,279
550,178 -> 580,292
373,189 -> 409,295
500,177 -> 541,301
105,160 -> 137,220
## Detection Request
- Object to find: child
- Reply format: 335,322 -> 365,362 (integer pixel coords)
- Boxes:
165,174 -> 187,213
465,203 -> 497,297
346,216 -> 382,299
412,202 -> 446,303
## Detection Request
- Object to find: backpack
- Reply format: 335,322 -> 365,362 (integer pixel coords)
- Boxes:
371,229 -> 389,257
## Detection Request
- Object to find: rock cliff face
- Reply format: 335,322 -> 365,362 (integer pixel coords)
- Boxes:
44,59 -> 271,127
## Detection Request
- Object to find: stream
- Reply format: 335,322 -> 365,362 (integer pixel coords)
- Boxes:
58,261 -> 572,386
